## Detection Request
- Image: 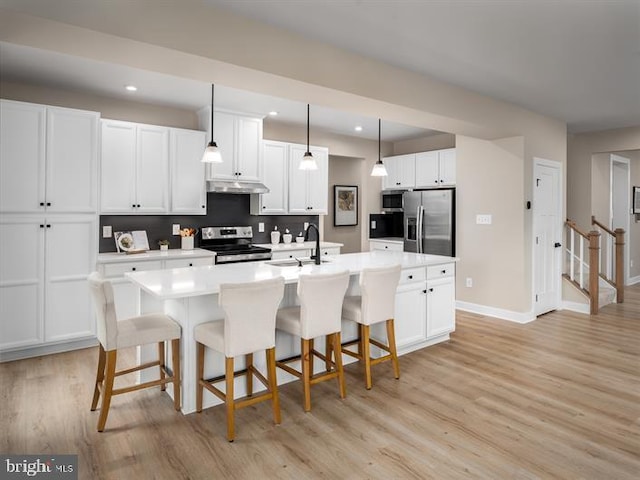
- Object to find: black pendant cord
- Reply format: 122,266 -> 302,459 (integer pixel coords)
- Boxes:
306,104 -> 310,153
210,84 -> 215,143
378,118 -> 381,162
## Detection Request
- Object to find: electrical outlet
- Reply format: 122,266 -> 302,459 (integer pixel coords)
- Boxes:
466,277 -> 473,288
102,225 -> 112,238
258,222 -> 265,233
172,224 -> 180,235
371,220 -> 377,230
476,214 -> 492,225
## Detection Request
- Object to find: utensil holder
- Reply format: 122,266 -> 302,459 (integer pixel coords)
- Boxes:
181,236 -> 194,250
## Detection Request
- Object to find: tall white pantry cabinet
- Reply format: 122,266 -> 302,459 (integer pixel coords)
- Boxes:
0,99 -> 99,360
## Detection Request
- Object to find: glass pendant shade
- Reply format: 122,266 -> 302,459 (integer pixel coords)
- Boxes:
202,83 -> 223,164
299,104 -> 318,170
202,141 -> 222,164
371,160 -> 388,176
371,117 -> 388,176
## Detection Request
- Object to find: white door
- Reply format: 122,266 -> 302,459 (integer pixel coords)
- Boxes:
261,141 -> 288,214
44,216 -> 96,342
533,158 -> 562,315
382,156 -> 400,190
426,278 -> 456,338
397,154 -> 416,188
415,151 -> 439,188
438,149 -> 457,186
236,116 -> 262,181
0,100 -> 46,213
46,107 -> 99,213
170,128 -> 207,214
136,124 -> 169,213
393,283 -> 427,348
0,217 -> 45,350
100,120 -> 136,213
610,154 -> 630,284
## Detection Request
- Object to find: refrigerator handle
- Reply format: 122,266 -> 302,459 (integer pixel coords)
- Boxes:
417,205 -> 424,254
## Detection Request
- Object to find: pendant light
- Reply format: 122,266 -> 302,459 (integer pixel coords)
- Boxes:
201,83 -> 222,164
299,104 -> 318,170
371,118 -> 388,176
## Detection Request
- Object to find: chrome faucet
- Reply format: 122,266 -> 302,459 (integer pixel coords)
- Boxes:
304,223 -> 321,265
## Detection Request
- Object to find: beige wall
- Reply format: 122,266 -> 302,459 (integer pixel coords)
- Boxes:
0,4 -> 571,315
327,155 -> 364,253
0,81 -> 199,129
393,133 -> 456,155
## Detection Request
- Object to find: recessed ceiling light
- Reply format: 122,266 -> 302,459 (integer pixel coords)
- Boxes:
125,85 -> 138,92
269,111 -> 279,116
354,125 -> 363,132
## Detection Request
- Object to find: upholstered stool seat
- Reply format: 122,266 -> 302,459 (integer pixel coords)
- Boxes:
88,272 -> 181,432
275,270 -> 350,412
195,276 -> 285,442
340,265 -> 402,390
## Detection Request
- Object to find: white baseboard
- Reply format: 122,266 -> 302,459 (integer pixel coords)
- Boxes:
628,275 -> 640,286
561,301 -> 590,314
456,301 -> 536,324
0,337 -> 98,363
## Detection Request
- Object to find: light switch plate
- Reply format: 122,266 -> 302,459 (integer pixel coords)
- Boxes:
102,225 -> 112,238
476,214 -> 492,225
304,222 -> 309,230
371,220 -> 377,230
258,222 -> 265,233
172,224 -> 180,235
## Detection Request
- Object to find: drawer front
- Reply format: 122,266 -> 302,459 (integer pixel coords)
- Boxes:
427,263 -> 455,280
102,260 -> 163,278
164,257 -> 214,269
321,247 -> 340,256
399,267 -> 426,285
271,249 -> 311,260
370,241 -> 403,252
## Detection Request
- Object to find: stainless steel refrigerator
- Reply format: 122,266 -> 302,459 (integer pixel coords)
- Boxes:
403,189 -> 455,256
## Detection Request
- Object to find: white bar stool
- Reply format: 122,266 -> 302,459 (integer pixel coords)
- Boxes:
275,270 -> 350,412
340,264 -> 402,389
194,276 -> 285,442
88,272 -> 182,432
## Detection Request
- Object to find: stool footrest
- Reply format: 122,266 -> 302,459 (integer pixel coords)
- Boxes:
114,360 -> 161,377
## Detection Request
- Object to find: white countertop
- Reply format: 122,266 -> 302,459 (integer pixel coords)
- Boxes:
254,241 -> 343,251
126,251 -> 457,300
97,248 -> 215,264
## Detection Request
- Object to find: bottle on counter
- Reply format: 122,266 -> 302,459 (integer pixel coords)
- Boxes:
283,228 -> 292,244
271,226 -> 281,245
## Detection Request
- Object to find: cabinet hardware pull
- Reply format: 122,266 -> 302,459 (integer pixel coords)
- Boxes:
137,204 -> 141,208
39,224 -> 44,228
189,263 -> 193,267
46,224 -> 51,228
132,267 -> 136,271
40,202 -> 45,206
263,206 -> 266,209
46,202 -> 51,206
429,288 -> 434,292
441,269 -> 446,274
408,275 -> 413,279
202,205 -> 206,209
422,289 -> 427,294
132,204 -> 136,208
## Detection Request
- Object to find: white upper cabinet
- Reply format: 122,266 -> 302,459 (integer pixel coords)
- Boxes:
0,100 -> 98,214
288,144 -> 329,214
199,107 -> 264,183
100,119 -> 169,214
169,128 -> 207,215
415,148 -> 456,188
382,154 -> 416,190
255,140 -> 289,214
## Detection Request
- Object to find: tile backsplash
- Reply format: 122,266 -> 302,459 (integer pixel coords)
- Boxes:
99,193 -> 318,252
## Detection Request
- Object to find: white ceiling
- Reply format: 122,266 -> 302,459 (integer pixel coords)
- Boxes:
0,41 -> 434,143
207,0 -> 640,134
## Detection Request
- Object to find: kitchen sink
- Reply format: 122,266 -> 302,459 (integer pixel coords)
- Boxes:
265,258 -> 332,267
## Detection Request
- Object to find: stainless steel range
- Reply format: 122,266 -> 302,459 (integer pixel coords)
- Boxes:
199,226 -> 271,264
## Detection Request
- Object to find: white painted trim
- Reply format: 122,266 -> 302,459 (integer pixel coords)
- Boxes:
0,337 -> 98,363
628,275 -> 640,286
610,154 -> 631,284
456,301 -> 536,324
561,301 -> 590,314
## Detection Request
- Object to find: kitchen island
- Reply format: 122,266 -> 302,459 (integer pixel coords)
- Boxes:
127,251 -> 457,413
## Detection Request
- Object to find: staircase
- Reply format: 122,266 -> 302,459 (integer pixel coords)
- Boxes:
563,216 -> 625,314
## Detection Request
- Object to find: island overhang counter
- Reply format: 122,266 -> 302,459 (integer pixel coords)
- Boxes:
126,251 -> 458,414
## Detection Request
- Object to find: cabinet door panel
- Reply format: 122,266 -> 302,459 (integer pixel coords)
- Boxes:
398,154 -> 416,188
426,279 -> 456,338
288,145 -> 309,214
100,120 -> 136,213
208,111 -> 236,180
0,219 -> 44,349
307,147 -> 328,214
415,151 -> 440,188
382,157 -> 400,190
394,282 -> 427,348
0,101 -> 45,213
45,217 -> 96,342
170,128 -> 207,214
137,125 -> 168,213
236,116 -> 261,181
261,141 -> 288,214
46,107 -> 99,213
439,148 -> 456,185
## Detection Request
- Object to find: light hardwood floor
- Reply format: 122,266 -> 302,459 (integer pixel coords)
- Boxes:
2,285 -> 639,479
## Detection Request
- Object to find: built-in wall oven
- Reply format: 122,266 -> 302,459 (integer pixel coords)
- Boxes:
381,190 -> 405,212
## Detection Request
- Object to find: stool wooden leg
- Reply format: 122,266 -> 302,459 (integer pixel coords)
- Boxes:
171,339 -> 181,411
97,350 -> 117,432
333,332 -> 346,399
158,342 -> 166,391
246,353 -> 254,397
301,339 -> 312,412
196,342 -> 205,413
325,335 -> 332,372
225,356 -> 235,442
266,347 -> 281,425
308,338 -> 315,375
91,345 -> 106,411
386,319 -> 400,380
358,324 -> 364,357
362,325 -> 373,390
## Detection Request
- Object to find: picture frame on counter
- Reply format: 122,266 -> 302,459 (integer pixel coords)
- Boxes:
114,230 -> 150,253
334,185 -> 358,226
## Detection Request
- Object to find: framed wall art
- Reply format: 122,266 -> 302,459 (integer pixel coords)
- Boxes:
334,185 -> 358,226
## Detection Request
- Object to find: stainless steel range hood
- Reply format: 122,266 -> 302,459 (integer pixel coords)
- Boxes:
206,179 -> 270,194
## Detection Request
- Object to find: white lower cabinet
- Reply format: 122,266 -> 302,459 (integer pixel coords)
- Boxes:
394,281 -> 428,348
0,215 -> 96,355
426,277 -> 456,338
